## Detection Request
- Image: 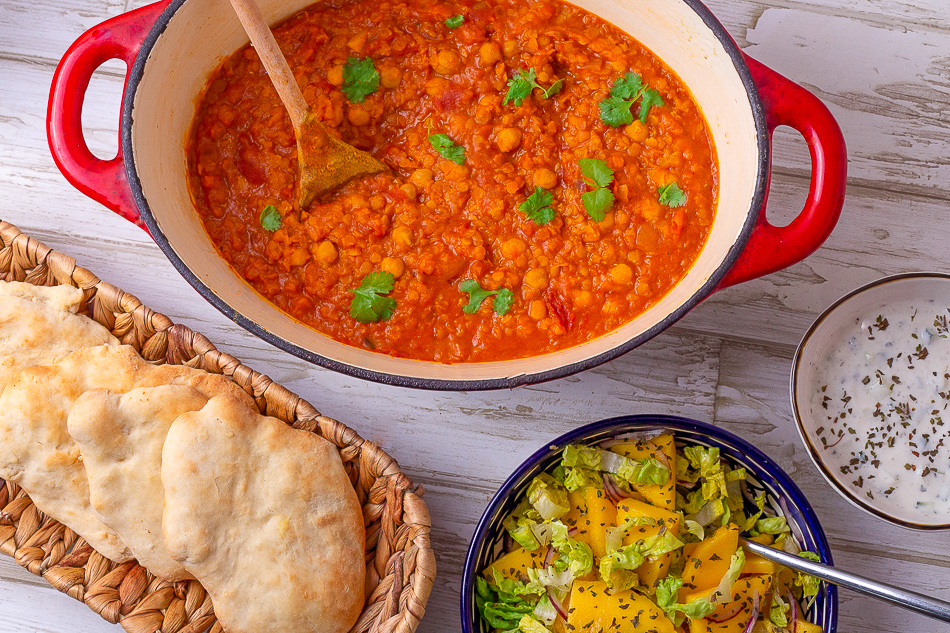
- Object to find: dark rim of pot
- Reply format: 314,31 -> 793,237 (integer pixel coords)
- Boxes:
790,271 -> 950,531
121,0 -> 769,391
460,414 -> 838,632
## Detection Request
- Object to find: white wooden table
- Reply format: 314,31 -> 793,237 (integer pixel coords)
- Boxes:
1,0 -> 949,631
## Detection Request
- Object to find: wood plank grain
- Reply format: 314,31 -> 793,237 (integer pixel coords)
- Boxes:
0,573 -> 123,633
0,0 -> 126,64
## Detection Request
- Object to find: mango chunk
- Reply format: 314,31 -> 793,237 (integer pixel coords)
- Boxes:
583,487 -> 617,560
740,535 -> 777,576
794,621 -> 824,633
483,546 -> 547,585
610,434 -> 676,510
567,580 -> 675,633
680,524 -> 740,598
615,497 -> 682,589
683,573 -> 771,623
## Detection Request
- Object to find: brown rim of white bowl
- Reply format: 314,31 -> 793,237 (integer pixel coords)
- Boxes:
790,271 -> 950,531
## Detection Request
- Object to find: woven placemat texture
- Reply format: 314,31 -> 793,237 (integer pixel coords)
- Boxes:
0,220 -> 435,633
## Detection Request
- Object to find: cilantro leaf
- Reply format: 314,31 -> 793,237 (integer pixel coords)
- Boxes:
638,87 -> 664,123
429,133 -> 466,164
658,182 -> 687,207
493,288 -> 514,315
341,56 -> 380,103
444,14 -> 464,28
581,188 -> 614,221
579,158 -> 614,188
519,186 -> 555,225
259,205 -> 281,232
349,272 -> 397,323
460,280 -> 513,315
504,68 -> 564,106
542,78 -> 565,99
598,72 -> 663,127
599,95 -> 634,127
611,72 -> 643,99
579,159 -> 615,221
504,68 -> 540,106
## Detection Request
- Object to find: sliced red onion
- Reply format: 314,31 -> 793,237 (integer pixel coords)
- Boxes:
742,590 -> 761,633
603,474 -> 630,504
547,586 -> 569,620
778,496 -> 806,545
788,589 -> 799,632
567,527 -> 579,538
651,445 -> 671,469
543,545 -> 556,568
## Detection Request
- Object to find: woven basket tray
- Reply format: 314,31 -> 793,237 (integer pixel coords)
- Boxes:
0,220 -> 435,633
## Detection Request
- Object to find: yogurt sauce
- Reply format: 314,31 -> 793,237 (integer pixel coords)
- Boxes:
808,297 -> 950,525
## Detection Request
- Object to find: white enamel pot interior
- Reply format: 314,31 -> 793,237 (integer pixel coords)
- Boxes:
123,0 -> 767,390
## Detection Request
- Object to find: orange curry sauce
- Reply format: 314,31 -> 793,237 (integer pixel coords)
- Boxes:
188,0 -> 717,362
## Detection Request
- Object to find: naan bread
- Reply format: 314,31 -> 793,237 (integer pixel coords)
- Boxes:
162,395 -> 365,633
0,281 -> 117,390
0,345 -> 253,563
67,386 -> 210,579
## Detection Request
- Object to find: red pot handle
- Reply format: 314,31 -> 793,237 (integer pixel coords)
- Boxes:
47,1 -> 170,233
716,54 -> 847,289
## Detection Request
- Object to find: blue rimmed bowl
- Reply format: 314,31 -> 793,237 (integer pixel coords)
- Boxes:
461,414 -> 838,632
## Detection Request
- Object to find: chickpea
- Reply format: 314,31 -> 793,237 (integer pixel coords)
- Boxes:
500,237 -> 527,259
529,300 -> 547,320
399,182 -> 418,200
575,289 -> 594,309
495,127 -> 522,153
409,168 -> 434,189
391,226 -> 413,246
532,167 -> 557,190
524,268 -> 548,289
380,66 -> 402,89
478,41 -> 502,66
609,263 -> 634,284
315,240 -> 338,265
624,119 -> 648,143
424,77 -> 449,97
441,160 -> 469,182
326,64 -> 344,86
347,106 -> 370,127
502,39 -> 518,58
430,49 -> 462,75
380,257 -> 406,279
636,280 -> 651,296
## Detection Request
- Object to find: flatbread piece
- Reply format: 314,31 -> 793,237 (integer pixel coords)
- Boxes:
0,280 -> 117,391
67,385 -> 210,579
162,395 -> 365,633
0,345 -> 253,562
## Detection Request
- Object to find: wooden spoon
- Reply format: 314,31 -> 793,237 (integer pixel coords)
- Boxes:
228,0 -> 386,209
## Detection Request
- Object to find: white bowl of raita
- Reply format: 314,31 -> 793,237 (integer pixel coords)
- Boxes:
792,273 -> 950,530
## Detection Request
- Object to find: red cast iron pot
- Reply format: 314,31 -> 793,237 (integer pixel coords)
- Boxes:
48,0 -> 847,390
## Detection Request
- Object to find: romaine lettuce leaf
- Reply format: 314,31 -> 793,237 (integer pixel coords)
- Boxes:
527,474 -> 570,521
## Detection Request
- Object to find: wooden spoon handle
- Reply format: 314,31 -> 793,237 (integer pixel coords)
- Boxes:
227,0 -> 309,129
